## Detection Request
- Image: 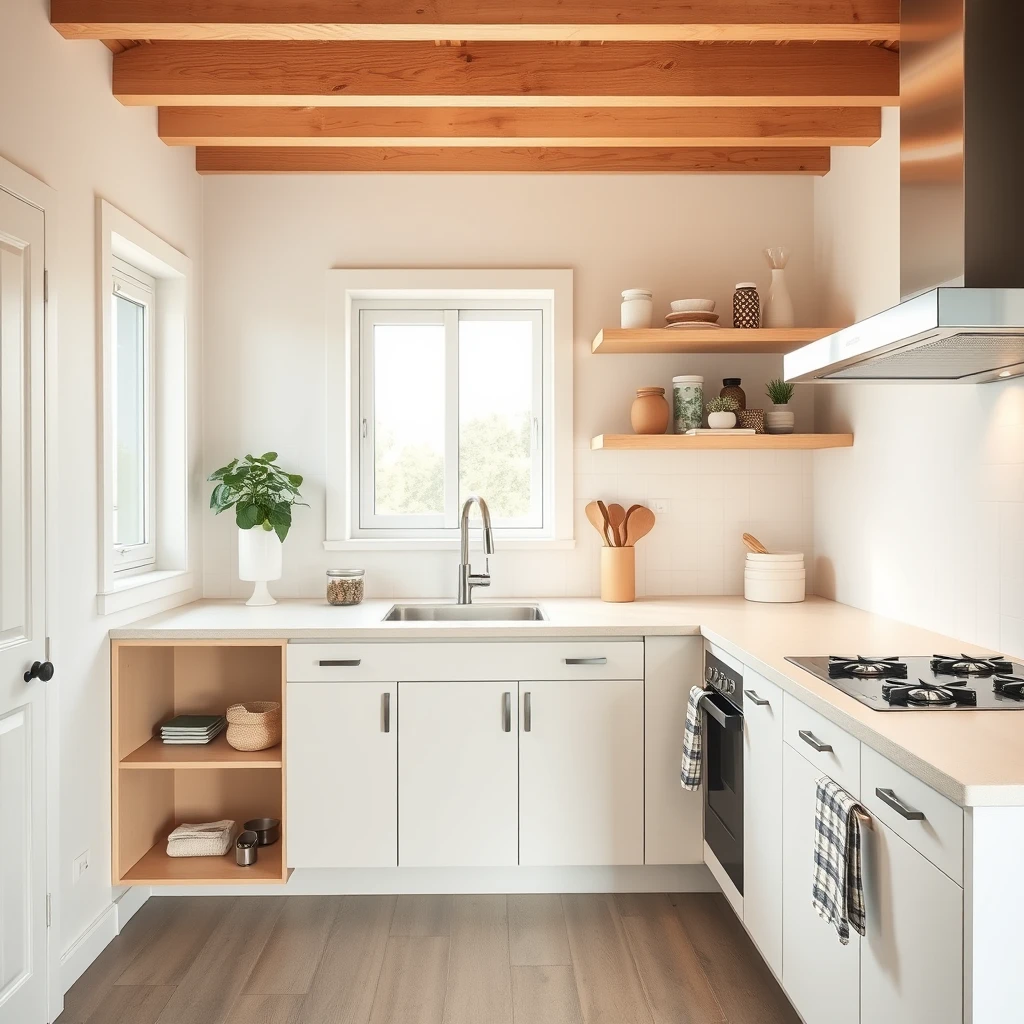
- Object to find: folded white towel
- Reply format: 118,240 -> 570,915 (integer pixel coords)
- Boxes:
166,820 -> 237,858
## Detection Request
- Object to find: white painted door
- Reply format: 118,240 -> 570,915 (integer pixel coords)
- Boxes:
782,743 -> 860,1024
861,819 -> 963,1024
287,682 -> 397,867
742,668 -> 784,978
520,678 -> 643,866
398,681 -> 517,867
0,189 -> 48,1024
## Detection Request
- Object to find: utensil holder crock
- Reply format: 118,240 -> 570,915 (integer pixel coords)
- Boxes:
601,546 -> 636,603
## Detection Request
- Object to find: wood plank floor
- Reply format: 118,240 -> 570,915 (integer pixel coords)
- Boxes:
57,893 -> 799,1024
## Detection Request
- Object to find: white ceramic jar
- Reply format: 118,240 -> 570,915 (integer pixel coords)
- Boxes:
672,375 -> 704,433
621,288 -> 654,329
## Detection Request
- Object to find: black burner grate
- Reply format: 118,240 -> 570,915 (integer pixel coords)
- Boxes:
882,678 -> 978,708
931,654 -> 1013,676
829,656 -> 907,680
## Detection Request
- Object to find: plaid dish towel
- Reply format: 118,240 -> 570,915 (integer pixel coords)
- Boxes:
680,686 -> 711,791
812,777 -> 867,944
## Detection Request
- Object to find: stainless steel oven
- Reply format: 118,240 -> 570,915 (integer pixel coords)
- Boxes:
702,650 -> 744,894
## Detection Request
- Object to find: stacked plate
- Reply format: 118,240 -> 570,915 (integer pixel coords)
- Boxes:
744,551 -> 805,603
160,714 -> 227,745
665,299 -> 720,329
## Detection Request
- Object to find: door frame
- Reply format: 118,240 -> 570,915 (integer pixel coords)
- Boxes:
0,154 -> 61,1023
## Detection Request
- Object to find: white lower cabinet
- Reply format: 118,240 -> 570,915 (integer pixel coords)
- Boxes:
519,678 -> 643,866
861,818 -> 963,1024
287,681 -> 398,867
742,668 -> 784,978
782,742 -> 860,1024
398,680 -> 518,867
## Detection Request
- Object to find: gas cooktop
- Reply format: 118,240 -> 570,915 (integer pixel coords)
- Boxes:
785,654 -> 1024,711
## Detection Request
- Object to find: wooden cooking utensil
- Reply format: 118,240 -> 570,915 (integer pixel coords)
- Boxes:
605,504 -> 627,547
596,500 -> 614,547
621,504 -> 644,545
742,532 -> 769,554
623,506 -> 656,546
585,502 -> 611,546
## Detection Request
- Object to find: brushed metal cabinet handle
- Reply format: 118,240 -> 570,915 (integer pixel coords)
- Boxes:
744,689 -> 770,706
382,692 -> 391,733
503,691 -> 511,733
524,691 -> 532,732
319,659 -> 361,667
798,729 -> 833,753
564,657 -> 607,665
875,787 -> 926,821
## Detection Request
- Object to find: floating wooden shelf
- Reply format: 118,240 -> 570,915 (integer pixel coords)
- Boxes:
592,433 -> 854,450
121,837 -> 287,886
120,734 -> 282,770
592,327 -> 835,355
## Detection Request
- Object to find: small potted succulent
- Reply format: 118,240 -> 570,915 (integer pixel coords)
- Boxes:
209,453 -> 305,607
765,378 -> 796,434
705,396 -> 739,429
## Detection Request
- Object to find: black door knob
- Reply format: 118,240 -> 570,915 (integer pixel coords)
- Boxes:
24,661 -> 54,683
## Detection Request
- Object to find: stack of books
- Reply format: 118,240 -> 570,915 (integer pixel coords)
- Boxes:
160,714 -> 226,745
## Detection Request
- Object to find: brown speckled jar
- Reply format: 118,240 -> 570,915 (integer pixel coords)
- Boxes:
720,378 -> 746,411
326,568 -> 365,606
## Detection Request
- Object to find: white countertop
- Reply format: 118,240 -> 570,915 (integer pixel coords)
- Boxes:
111,596 -> 1024,808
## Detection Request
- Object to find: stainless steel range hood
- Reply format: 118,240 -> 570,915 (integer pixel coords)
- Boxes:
785,0 -> 1024,384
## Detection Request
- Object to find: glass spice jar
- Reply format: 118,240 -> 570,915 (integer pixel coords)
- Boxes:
326,568 -> 365,606
720,378 -> 746,411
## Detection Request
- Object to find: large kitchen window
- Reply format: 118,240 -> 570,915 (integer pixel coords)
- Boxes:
326,270 -> 573,547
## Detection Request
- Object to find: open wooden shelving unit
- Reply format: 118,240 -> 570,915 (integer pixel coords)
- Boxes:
592,433 -> 854,451
111,639 -> 289,886
592,327 -> 835,355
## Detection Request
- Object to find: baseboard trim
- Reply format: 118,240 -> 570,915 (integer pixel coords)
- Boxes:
115,885 -> 151,930
152,863 -> 716,897
60,904 -> 117,994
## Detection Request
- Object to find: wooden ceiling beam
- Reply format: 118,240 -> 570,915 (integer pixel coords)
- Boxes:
194,145 -> 831,174
54,1 -> 900,42
114,41 -> 899,107
160,105 -> 882,147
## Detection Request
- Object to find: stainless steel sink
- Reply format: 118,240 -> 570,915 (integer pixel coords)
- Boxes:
382,603 -> 547,622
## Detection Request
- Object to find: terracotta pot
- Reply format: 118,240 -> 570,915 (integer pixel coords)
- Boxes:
630,387 -> 669,434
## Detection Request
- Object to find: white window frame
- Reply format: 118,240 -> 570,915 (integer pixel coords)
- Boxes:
110,257 -> 156,573
325,269 -> 574,550
98,200 -> 195,613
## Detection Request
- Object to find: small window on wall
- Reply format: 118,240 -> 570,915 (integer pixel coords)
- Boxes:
111,258 -> 155,573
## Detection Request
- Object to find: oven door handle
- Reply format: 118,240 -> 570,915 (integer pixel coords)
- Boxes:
699,693 -> 743,731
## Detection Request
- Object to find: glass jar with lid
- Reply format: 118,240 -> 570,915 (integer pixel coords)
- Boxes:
326,568 -> 365,606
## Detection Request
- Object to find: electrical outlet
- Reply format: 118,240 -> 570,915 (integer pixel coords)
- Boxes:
650,499 -> 670,515
73,850 -> 90,884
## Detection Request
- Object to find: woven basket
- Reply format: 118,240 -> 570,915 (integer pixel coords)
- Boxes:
225,701 -> 282,751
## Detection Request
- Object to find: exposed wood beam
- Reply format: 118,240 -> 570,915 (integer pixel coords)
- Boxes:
54,1 -> 900,42
194,145 -> 831,174
114,41 -> 899,107
160,105 -> 882,147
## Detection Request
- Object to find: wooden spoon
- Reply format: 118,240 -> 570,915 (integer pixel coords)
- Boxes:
585,502 -> 611,546
742,532 -> 769,554
621,504 -> 644,546
605,504 -> 627,547
596,500 -> 615,547
623,506 -> 656,546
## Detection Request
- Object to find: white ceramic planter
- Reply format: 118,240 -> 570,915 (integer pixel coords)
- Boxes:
620,289 -> 654,329
765,404 -> 795,434
238,526 -> 283,607
707,411 -> 737,429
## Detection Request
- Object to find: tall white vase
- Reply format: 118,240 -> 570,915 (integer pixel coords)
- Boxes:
238,526 -> 282,607
763,268 -> 795,328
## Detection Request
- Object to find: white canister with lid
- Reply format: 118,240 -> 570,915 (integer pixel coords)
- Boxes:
672,375 -> 704,433
621,288 -> 654,329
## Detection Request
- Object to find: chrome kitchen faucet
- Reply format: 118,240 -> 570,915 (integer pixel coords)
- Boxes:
457,495 -> 494,604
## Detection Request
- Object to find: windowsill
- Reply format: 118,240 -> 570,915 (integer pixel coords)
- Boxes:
323,538 -> 576,552
97,568 -> 194,616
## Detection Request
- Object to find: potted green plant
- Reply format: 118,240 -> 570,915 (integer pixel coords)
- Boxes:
208,453 -> 304,606
765,378 -> 795,434
705,395 -> 739,429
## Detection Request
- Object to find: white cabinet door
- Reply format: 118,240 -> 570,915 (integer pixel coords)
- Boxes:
782,743 -> 860,1024
520,678 -> 643,866
644,636 -> 704,865
287,682 -> 397,867
399,681 -> 518,867
742,668 -> 784,978
861,819 -> 963,1024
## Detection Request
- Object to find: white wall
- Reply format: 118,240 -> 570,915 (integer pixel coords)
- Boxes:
812,108 -> 1024,658
203,173 -> 816,601
0,0 -> 203,963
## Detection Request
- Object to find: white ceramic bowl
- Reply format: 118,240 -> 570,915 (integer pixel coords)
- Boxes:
744,573 -> 805,603
670,298 -> 716,313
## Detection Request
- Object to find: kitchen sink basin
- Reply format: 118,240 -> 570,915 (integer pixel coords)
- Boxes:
382,603 -> 547,622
